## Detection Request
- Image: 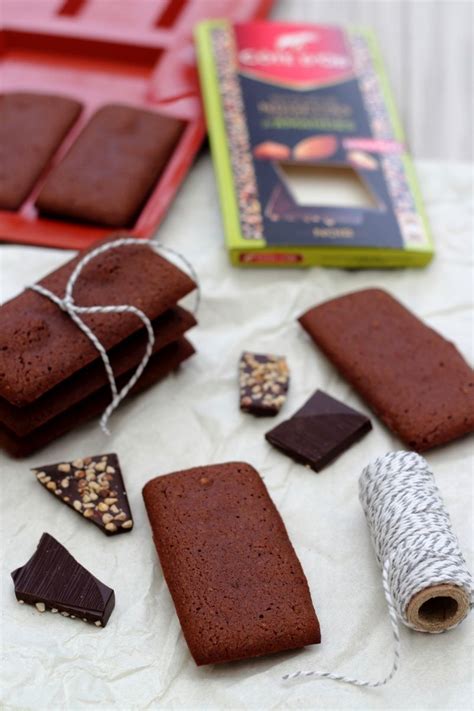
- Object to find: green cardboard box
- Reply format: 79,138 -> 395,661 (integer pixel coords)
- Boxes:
196,19 -> 434,268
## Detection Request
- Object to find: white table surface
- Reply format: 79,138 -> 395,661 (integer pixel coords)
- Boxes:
0,157 -> 472,711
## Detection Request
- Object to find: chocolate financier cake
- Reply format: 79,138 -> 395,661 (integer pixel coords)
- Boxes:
0,237 -> 198,456
143,462 -> 320,665
0,307 -> 196,436
0,339 -> 195,458
0,92 -> 82,210
299,288 -> 474,450
36,104 -> 185,227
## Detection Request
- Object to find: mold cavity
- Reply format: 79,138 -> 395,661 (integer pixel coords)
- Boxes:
58,0 -> 86,16
279,163 -> 379,210
418,596 -> 459,623
155,0 -> 187,28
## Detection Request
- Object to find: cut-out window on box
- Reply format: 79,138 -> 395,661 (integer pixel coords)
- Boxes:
278,163 -> 380,210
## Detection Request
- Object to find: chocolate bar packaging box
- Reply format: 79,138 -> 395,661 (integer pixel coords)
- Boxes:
196,20 -> 434,268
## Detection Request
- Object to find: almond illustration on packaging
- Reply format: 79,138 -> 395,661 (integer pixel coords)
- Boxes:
253,141 -> 291,160
293,135 -> 338,161
347,150 -> 378,170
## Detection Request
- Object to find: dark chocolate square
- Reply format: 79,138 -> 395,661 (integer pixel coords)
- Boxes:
265,390 -> 372,471
11,533 -> 114,627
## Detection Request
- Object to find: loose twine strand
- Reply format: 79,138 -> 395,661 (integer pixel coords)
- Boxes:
283,451 -> 473,687
29,237 -> 200,435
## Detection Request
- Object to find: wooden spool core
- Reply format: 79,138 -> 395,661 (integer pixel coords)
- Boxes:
406,584 -> 470,632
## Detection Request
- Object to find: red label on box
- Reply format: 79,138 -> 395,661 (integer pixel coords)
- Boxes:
235,22 -> 353,87
240,252 -> 303,264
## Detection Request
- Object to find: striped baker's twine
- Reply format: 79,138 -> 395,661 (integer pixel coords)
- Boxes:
29,237 -> 199,435
283,451 -> 473,687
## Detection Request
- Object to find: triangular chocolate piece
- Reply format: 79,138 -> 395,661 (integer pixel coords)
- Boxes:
32,453 -> 133,536
265,390 -> 372,472
11,533 -> 115,626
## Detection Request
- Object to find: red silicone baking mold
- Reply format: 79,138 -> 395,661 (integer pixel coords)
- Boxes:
0,0 -> 273,249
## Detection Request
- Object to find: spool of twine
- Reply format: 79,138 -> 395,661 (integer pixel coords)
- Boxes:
283,451 -> 472,687
360,451 -> 471,634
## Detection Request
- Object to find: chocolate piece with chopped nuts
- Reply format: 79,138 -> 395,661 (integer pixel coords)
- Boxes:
33,453 -> 133,536
265,390 -> 372,472
11,532 -> 114,627
239,352 -> 289,416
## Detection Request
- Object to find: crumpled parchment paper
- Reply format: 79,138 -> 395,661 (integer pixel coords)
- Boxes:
0,158 -> 472,710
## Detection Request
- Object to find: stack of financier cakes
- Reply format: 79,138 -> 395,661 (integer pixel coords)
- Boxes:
0,238 -> 197,458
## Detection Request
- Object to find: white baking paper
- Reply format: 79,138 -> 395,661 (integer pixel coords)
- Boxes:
0,158 -> 472,710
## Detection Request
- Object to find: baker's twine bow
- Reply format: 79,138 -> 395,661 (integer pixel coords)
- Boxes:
29,238 -> 199,435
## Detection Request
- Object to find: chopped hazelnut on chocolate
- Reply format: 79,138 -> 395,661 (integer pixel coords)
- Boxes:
32,454 -> 133,536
